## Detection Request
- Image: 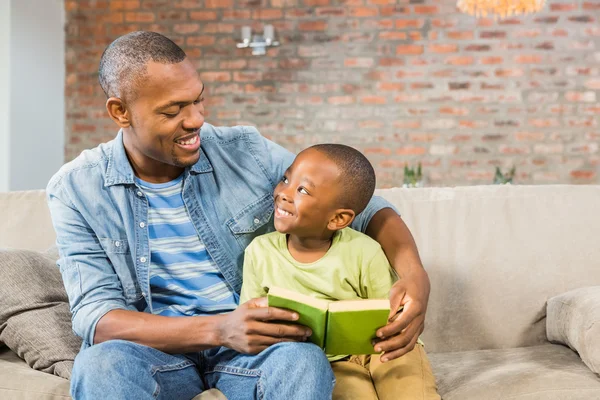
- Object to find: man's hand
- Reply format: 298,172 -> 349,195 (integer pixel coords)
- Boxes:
217,297 -> 312,354
374,270 -> 429,362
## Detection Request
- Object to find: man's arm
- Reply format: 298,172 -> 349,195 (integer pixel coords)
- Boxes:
366,208 -> 431,362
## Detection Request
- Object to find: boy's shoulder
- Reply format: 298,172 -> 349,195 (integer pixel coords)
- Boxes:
247,231 -> 286,253
335,228 -> 384,256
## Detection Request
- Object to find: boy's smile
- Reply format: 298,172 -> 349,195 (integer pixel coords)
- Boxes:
273,148 -> 344,238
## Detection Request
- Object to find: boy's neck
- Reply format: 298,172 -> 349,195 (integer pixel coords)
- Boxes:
287,233 -> 335,264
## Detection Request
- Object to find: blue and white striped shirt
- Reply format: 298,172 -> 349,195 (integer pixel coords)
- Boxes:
136,174 -> 238,317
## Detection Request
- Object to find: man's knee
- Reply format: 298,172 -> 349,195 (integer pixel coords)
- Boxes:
268,342 -> 334,381
72,340 -> 138,384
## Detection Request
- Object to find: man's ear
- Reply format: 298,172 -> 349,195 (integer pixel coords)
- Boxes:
106,97 -> 131,128
327,209 -> 356,231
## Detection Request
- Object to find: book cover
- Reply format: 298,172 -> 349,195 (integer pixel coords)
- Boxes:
267,287 -> 329,348
267,287 -> 390,355
324,299 -> 390,355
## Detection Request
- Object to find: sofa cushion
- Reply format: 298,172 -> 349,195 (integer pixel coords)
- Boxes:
0,249 -> 81,379
547,286 -> 600,374
429,344 -> 600,400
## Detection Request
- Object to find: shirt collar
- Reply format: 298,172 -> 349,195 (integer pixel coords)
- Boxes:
105,130 -> 213,187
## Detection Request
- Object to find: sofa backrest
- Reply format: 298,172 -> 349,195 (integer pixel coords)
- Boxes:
0,190 -> 55,252
2,186 -> 600,353
377,185 -> 600,353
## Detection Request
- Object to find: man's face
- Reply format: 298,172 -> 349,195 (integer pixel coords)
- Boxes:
125,58 -> 205,169
273,148 -> 343,238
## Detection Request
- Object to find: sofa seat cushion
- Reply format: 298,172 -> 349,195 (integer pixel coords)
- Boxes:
0,346 -> 70,400
430,344 -> 600,400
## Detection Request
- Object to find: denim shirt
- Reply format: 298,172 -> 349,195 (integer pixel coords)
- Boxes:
47,124 -> 395,347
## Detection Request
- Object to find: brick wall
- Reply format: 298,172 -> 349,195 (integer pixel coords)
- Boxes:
65,0 -> 600,187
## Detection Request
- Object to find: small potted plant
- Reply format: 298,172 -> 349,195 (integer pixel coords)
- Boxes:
403,162 -> 424,188
493,166 -> 516,185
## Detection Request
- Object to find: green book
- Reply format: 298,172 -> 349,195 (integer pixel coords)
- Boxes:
267,286 -> 391,355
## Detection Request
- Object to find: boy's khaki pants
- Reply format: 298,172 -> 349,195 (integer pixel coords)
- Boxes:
331,344 -> 441,400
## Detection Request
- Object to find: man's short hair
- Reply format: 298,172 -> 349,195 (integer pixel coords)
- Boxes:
310,144 -> 376,216
98,31 -> 186,102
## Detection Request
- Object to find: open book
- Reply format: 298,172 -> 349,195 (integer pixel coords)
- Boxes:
267,286 -> 393,355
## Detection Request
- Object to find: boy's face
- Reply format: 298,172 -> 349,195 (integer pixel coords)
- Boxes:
273,148 -> 344,237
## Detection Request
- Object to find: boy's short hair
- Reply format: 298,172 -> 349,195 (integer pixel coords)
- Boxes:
310,144 -> 376,216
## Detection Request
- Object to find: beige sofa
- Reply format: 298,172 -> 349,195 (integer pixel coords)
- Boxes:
1,185 -> 600,399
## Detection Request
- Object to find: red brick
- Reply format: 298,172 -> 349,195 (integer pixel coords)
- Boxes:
125,12 -> 154,22
396,45 -> 423,55
550,3 -> 577,11
583,2 -> 600,10
328,96 -> 355,105
429,44 -> 458,53
409,31 -> 422,41
298,21 -> 328,31
445,56 -> 474,66
253,9 -> 283,19
187,36 -> 215,46
395,19 -> 423,29
364,147 -> 392,156
350,7 -> 378,17
396,146 -> 427,155
380,6 -> 408,16
109,0 -> 140,10
447,31 -> 474,40
377,82 -> 405,91
304,0 -> 329,5
440,107 -> 469,116
219,60 -> 247,69
223,10 -> 251,19
565,91 -> 596,102
200,72 -> 231,82
379,32 -> 407,40
570,170 -> 596,179
379,58 -> 404,67
413,5 -> 438,14
72,124 -> 96,133
344,58 -> 375,68
361,96 -> 386,105
206,0 -> 232,7
233,72 -> 263,82
316,7 -> 346,17
190,11 -> 217,20
173,24 -> 199,34
515,55 -> 543,64
480,31 -> 507,39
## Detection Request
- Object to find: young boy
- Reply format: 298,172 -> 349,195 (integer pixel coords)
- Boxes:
240,144 -> 440,400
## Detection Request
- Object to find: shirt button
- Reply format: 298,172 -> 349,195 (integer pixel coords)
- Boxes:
140,257 -> 147,263
136,191 -> 143,197
114,241 -> 121,247
253,218 -> 260,224
139,222 -> 146,228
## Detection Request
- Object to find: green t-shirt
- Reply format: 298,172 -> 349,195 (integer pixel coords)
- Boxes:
240,228 -> 397,360
240,228 -> 396,304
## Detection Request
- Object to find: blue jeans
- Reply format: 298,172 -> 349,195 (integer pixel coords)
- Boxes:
70,340 -> 335,400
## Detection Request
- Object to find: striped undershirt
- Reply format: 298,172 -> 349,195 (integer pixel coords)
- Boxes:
135,174 -> 238,317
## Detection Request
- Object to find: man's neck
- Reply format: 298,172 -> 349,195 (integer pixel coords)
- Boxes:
287,233 -> 334,264
123,134 -> 184,183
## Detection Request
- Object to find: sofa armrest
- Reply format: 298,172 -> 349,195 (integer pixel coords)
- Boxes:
547,286 -> 600,374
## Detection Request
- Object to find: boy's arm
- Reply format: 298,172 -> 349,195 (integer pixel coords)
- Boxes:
240,246 -> 268,304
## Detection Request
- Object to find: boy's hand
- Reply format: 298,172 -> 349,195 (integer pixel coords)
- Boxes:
217,297 -> 312,354
373,271 -> 429,362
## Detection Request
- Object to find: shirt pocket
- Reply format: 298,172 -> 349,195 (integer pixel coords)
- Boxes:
98,237 -> 142,302
227,194 -> 275,250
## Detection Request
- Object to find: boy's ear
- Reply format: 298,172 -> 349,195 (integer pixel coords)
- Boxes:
106,97 -> 131,128
327,209 -> 356,231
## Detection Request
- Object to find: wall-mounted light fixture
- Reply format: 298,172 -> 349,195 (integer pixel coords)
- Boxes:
236,25 -> 280,56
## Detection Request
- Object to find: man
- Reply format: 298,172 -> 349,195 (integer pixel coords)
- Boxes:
48,31 -> 431,399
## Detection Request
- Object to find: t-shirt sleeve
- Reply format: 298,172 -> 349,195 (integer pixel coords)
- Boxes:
364,248 -> 396,300
239,242 -> 268,304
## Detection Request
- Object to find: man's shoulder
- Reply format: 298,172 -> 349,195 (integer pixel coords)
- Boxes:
47,139 -> 113,193
200,123 -> 262,146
